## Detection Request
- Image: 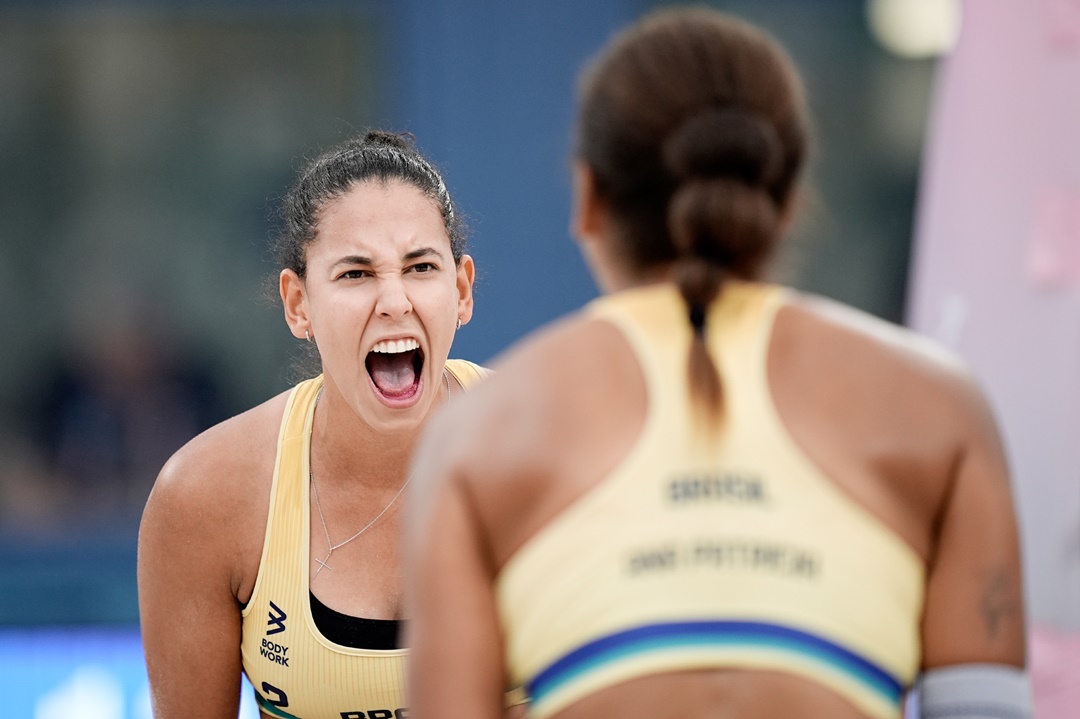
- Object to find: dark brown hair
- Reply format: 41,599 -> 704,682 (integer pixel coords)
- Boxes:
576,8 -> 809,420
273,130 -> 465,279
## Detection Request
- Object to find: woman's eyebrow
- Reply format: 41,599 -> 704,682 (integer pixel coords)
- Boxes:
330,247 -> 445,268
331,254 -> 373,268
403,247 -> 445,261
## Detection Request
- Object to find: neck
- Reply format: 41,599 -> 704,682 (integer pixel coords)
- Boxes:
600,262 -> 677,294
581,230 -> 678,294
311,383 -> 420,490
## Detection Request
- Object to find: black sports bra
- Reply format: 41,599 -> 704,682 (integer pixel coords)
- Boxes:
309,592 -> 402,650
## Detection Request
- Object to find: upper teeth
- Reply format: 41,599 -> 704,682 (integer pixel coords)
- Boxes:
371,338 -> 419,354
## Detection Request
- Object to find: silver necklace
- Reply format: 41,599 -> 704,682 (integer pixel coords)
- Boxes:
308,370 -> 450,580
310,464 -> 410,580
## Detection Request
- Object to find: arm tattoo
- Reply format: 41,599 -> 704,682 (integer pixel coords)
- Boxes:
980,568 -> 1019,640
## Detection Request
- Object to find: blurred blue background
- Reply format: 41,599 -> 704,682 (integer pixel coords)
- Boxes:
0,0 -> 1000,715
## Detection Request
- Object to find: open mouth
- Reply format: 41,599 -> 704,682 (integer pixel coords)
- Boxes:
365,338 -> 424,404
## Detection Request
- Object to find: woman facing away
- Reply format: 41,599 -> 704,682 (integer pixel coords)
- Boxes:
138,130 -> 487,719
403,8 -> 1029,719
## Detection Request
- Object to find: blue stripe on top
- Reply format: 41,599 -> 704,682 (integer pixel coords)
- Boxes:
527,620 -> 905,709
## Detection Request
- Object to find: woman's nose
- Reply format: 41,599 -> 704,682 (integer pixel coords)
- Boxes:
374,277 -> 413,319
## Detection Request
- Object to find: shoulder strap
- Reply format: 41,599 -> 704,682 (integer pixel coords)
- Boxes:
444,358 -> 492,389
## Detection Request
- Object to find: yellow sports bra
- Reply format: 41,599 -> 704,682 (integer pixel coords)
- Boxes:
241,360 -> 489,719
496,283 -> 924,719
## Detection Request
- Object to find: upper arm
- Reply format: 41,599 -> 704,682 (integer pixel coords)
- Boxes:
137,452 -> 245,718
404,415 -> 508,719
920,377 -> 1026,669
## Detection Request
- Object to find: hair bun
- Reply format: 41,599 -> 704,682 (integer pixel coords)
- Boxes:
362,129 -> 415,150
662,107 -> 781,187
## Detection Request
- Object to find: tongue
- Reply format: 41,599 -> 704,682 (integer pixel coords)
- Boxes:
368,350 -> 418,397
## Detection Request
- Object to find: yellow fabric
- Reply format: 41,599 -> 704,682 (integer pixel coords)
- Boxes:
445,358 -> 491,388
241,360 -> 488,719
495,283 -> 924,719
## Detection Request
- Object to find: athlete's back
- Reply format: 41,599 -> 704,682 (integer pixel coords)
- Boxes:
403,8 -> 1027,719
407,282 -> 1022,719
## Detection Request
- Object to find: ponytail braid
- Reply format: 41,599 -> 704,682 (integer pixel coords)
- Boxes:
663,108 -> 784,420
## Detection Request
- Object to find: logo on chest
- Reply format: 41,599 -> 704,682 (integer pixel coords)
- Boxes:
267,600 -> 288,634
261,600 -> 291,666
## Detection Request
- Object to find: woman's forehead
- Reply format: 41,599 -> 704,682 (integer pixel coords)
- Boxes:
310,180 -> 450,260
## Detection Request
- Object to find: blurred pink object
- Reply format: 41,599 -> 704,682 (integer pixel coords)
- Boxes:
909,0 -> 1080,634
1027,187 -> 1080,288
1030,624 -> 1080,717
1047,0 -> 1080,47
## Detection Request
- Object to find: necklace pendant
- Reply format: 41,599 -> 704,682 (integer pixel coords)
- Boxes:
312,551 -> 333,580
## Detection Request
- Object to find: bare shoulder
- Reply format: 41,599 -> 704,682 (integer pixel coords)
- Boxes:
779,291 -> 992,424
790,292 -> 968,375
412,310 -> 646,568
421,311 -> 618,475
150,390 -> 289,516
140,388 -> 293,595
768,291 -> 1011,559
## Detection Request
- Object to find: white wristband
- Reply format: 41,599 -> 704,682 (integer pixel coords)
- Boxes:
916,663 -> 1031,719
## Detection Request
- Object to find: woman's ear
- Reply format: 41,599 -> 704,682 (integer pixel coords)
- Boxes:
455,254 -> 476,326
570,161 -> 609,246
570,162 -> 626,294
280,269 -> 310,340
